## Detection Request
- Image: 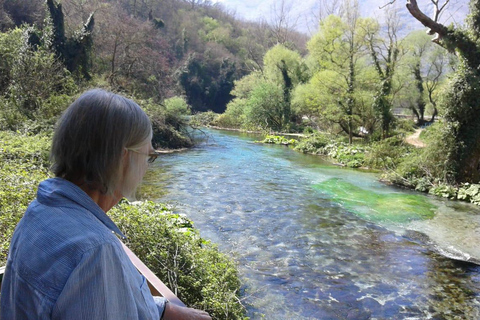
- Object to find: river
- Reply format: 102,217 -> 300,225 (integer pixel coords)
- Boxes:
143,129 -> 480,319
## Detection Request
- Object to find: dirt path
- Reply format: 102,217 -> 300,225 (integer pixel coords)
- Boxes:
405,128 -> 426,148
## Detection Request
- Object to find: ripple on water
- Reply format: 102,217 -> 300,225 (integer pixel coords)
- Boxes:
149,129 -> 480,319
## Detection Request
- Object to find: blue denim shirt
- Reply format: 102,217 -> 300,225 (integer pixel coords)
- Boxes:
0,178 -> 166,319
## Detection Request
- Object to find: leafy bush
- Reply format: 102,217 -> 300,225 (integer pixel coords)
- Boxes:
394,118 -> 416,135
429,184 -> 457,199
294,132 -> 330,154
259,135 -> 297,145
110,201 -> 247,320
141,99 -> 194,149
0,26 -> 78,131
294,133 -> 370,168
322,142 -> 370,168
0,131 -> 51,265
164,96 -> 191,116
0,131 -> 51,167
364,136 -> 412,170
190,111 -> 219,127
213,98 -> 245,129
457,183 -> 480,204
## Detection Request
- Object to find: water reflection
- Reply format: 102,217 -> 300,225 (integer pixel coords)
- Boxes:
141,129 -> 480,319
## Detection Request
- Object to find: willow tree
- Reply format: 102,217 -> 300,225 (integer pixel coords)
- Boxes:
401,0 -> 480,183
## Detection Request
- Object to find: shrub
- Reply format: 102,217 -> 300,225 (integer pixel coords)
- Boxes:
457,183 -> 480,204
364,136 -> 412,170
164,96 -> 191,116
140,99 -> 194,149
213,98 -> 245,129
294,132 -> 330,154
429,184 -> 457,199
110,201 -> 247,320
394,118 -> 416,135
0,131 -> 51,265
190,111 -> 219,127
259,135 -> 297,146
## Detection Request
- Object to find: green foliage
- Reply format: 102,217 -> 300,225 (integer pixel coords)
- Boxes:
244,81 -> 286,131
141,99 -> 194,149
393,119 -> 416,136
212,102 -> 244,129
258,135 -> 297,146
263,44 -> 307,87
230,72 -> 264,100
0,131 -> 51,265
429,184 -> 457,199
0,25 -> 77,131
190,111 -> 219,127
457,183 -> 480,204
0,27 -> 23,94
110,201 -> 247,320
386,122 -> 450,191
164,96 -> 191,116
213,73 -> 262,129
294,133 -> 369,168
440,60 -> 480,182
323,142 -> 369,168
294,132 -> 330,154
304,15 -> 378,141
364,136 -> 412,170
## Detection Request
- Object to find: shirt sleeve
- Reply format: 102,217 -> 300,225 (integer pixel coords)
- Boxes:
152,296 -> 168,318
52,241 -> 161,320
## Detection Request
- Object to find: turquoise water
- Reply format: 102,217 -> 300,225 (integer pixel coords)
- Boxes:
143,129 -> 480,319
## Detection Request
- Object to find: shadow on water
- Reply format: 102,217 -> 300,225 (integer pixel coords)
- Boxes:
142,128 -> 480,319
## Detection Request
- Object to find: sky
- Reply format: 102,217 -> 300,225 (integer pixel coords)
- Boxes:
210,0 -> 469,35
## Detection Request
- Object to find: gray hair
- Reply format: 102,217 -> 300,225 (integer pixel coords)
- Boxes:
51,89 -> 152,195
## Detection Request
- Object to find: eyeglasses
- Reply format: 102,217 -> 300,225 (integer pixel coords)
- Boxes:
126,148 -> 160,164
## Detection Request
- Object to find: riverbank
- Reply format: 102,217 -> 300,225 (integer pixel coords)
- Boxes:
207,125 -> 306,137
249,130 -> 480,207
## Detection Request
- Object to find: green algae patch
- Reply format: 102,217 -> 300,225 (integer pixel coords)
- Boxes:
314,178 -> 436,223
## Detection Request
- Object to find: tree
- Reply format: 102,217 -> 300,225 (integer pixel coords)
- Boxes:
89,3 -> 173,100
307,2 -> 374,143
266,0 -> 298,46
364,7 -> 402,139
398,0 -> 480,183
244,81 -> 286,131
400,30 -> 453,125
263,44 -> 307,130
46,0 -> 94,79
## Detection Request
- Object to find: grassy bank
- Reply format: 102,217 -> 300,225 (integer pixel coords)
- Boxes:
258,130 -> 480,207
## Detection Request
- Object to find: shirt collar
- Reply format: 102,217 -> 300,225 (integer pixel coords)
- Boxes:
38,178 -> 127,239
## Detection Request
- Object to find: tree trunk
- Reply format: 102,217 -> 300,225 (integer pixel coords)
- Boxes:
405,0 -> 480,183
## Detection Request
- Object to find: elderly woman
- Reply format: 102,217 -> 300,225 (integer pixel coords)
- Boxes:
0,89 -> 211,320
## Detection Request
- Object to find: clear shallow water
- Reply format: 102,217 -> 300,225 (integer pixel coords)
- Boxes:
143,129 -> 480,319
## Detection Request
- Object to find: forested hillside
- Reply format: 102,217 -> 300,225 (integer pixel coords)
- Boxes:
0,0 -> 306,115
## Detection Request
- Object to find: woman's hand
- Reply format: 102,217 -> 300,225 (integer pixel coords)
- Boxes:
163,302 -> 212,320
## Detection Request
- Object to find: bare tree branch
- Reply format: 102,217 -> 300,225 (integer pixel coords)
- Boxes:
379,0 -> 396,10
406,0 -> 449,37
